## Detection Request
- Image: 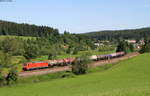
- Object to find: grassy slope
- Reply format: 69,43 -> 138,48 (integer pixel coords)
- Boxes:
0,53 -> 150,96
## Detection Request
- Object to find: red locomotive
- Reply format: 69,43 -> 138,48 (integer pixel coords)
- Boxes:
23,61 -> 49,71
23,58 -> 75,71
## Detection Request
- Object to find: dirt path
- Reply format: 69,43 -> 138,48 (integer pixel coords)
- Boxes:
19,52 -> 139,77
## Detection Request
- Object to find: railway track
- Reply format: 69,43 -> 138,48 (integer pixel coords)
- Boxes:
19,52 -> 139,77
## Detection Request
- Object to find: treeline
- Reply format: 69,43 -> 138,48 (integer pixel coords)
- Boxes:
83,27 -> 150,41
0,20 -> 59,37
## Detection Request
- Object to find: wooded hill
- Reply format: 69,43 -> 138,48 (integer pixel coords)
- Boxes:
0,20 -> 59,37
1,20 -> 150,41
83,27 -> 150,40
0,20 -> 95,60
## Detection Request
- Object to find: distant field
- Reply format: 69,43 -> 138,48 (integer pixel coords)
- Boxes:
0,35 -> 36,40
33,50 -> 114,61
0,53 -> 150,96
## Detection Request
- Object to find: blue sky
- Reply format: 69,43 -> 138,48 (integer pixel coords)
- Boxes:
0,0 -> 150,33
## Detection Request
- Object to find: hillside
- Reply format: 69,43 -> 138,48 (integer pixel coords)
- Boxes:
0,53 -> 150,96
0,20 -> 59,37
83,27 -> 150,40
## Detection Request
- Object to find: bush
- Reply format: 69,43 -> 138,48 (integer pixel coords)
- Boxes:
72,47 -> 78,55
48,52 -> 57,60
0,73 -> 5,86
6,69 -> 18,85
72,56 -> 91,75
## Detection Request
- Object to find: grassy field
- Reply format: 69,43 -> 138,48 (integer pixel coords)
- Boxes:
0,35 -> 36,40
0,53 -> 150,96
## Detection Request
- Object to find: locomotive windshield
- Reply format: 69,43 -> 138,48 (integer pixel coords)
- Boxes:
23,64 -> 27,66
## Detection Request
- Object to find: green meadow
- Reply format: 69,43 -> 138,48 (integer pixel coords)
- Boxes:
0,35 -> 36,40
0,53 -> 150,96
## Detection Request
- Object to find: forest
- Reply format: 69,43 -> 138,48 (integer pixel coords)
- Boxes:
0,20 -> 59,37
83,27 -> 150,41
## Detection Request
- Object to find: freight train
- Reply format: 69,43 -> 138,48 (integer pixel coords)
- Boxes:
23,52 -> 125,71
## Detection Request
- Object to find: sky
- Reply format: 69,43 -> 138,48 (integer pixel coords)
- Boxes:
0,0 -> 150,33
